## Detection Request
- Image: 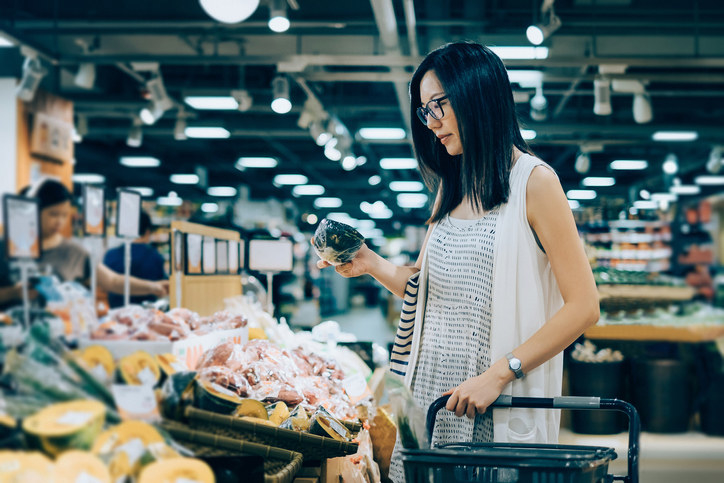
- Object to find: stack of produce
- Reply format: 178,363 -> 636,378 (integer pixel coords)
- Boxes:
90,306 -> 247,341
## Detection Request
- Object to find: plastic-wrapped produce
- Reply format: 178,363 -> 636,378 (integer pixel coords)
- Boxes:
312,218 -> 365,265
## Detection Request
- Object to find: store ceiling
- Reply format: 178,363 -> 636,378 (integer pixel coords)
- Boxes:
2,0 -> 724,234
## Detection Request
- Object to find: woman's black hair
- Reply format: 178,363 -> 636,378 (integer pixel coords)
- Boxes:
410,41 -> 530,223
20,178 -> 73,210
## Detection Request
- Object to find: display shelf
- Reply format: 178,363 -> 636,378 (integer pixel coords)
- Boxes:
584,323 -> 724,342
598,284 -> 695,301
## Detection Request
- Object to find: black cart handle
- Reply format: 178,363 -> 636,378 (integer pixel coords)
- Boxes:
428,395 -> 640,483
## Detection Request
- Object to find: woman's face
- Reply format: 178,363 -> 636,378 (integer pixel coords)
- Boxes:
40,201 -> 71,238
419,70 -> 462,156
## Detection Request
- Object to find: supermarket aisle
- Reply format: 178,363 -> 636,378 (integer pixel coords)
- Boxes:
331,306 -> 395,348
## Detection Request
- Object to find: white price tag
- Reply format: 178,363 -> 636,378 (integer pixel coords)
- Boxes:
116,438 -> 145,466
56,411 -> 94,426
90,364 -> 110,383
137,367 -> 157,386
111,384 -> 161,422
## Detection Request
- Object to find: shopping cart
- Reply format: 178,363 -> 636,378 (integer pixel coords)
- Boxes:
401,394 -> 640,483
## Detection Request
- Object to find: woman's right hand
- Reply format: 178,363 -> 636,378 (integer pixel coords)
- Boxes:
316,243 -> 376,278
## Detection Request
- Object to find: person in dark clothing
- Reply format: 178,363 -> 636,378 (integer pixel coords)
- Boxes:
103,210 -> 166,308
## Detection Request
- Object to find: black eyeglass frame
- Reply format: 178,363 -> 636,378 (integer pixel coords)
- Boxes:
416,95 -> 449,125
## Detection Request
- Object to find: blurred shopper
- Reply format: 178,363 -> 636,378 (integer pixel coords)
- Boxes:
103,210 -> 166,308
0,178 -> 167,311
316,42 -> 599,482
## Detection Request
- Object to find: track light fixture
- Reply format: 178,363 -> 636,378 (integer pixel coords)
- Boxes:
127,118 -> 143,148
593,77 -> 612,116
663,153 -> 678,175
74,63 -> 96,89
231,89 -> 253,112
15,51 -> 47,102
529,84 -> 548,121
271,75 -> 292,114
574,152 -> 591,174
632,92 -> 653,124
706,145 -> 724,174
268,0 -> 290,32
199,0 -> 260,24
526,0 -> 561,46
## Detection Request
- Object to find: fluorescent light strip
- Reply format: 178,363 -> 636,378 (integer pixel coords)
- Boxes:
633,201 -> 659,210
184,96 -> 239,110
610,160 -> 648,170
582,177 -> 615,187
652,131 -> 698,142
72,173 -> 105,184
380,158 -> 418,170
651,193 -> 677,202
120,156 -> 161,168
695,175 -> 724,186
292,185 -> 325,196
0,36 -> 15,47
126,187 -> 154,197
368,175 -> 381,186
520,129 -> 537,140
568,200 -> 581,209
201,202 -> 219,213
489,46 -> 549,60
397,193 -> 428,208
157,196 -> 183,207
236,157 -> 278,168
274,174 -> 308,186
566,189 -> 597,200
184,127 -> 231,139
389,181 -> 424,192
358,127 -> 407,140
313,197 -> 343,209
207,186 -> 237,197
670,185 -> 701,195
170,174 -> 199,185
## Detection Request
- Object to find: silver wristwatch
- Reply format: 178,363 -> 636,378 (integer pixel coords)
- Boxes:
506,352 -> 525,379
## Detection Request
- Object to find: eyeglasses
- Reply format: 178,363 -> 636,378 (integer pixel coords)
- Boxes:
416,96 -> 449,125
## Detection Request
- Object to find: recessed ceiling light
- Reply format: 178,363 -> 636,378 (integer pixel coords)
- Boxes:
520,129 -> 537,140
368,175 -> 381,186
358,127 -> 407,140
125,187 -> 154,197
313,197 -> 343,209
72,173 -> 105,184
292,185 -> 325,196
380,158 -> 418,170
120,156 -> 161,168
670,185 -> 701,195
652,131 -> 698,142
157,196 -> 183,206
201,202 -> 219,213
695,175 -> 724,186
610,160 -> 648,170
568,200 -> 581,209
390,181 -> 424,192
566,189 -> 597,200
170,174 -> 199,185
184,96 -> 239,110
273,174 -> 308,186
489,46 -> 549,60
582,177 -> 615,187
633,200 -> 659,210
397,193 -> 428,208
651,193 -> 677,202
207,186 -> 237,197
236,157 -> 278,169
184,126 -> 231,139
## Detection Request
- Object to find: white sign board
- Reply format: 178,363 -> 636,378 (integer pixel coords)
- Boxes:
116,189 -> 141,238
248,238 -> 293,272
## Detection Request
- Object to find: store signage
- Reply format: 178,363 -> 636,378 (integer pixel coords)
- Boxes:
185,233 -> 203,274
216,240 -> 229,274
83,185 -> 105,236
248,238 -> 293,272
30,111 -> 74,164
202,236 -> 216,274
228,240 -> 239,274
116,189 -> 141,238
3,195 -> 41,260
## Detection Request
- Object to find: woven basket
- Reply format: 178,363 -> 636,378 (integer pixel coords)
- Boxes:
184,406 -> 359,462
162,421 -> 303,483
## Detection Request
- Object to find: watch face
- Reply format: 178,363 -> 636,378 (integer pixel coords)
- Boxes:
510,359 -> 522,370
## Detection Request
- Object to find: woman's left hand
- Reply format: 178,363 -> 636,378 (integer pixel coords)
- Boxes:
443,368 -> 508,419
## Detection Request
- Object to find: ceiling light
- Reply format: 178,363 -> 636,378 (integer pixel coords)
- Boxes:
380,158 -> 418,170
170,174 -> 200,185
120,156 -> 161,168
582,177 -> 615,187
74,63 -> 96,89
369,209 -> 393,219
126,187 -> 154,197
508,70 -> 543,88
201,202 -> 219,213
184,126 -> 231,138
157,195 -> 183,207
75,114 -> 89,138
139,104 -> 163,125
670,185 -> 701,195
490,46 -> 549,60
310,120 -> 332,146
633,200 -> 658,210
72,173 -> 106,184
651,193 -> 677,202
526,1 -> 562,46
306,213 -> 318,224
0,35 -> 15,47
640,189 -> 651,200
662,154 -> 678,174
529,84 -> 548,121
268,0 -> 290,32
273,174 -> 308,186
566,189 -> 597,200
610,159 -> 648,170
652,131 -> 698,142
126,125 -> 143,148
593,78 -> 612,116
207,186 -> 237,197
144,74 -> 173,120
358,128 -> 407,140
184,96 -> 239,110
314,197 -> 343,209
199,0 -> 260,24
292,185 -> 325,196
390,181 -> 424,192
231,89 -> 253,111
706,145 -> 723,174
324,139 -> 342,161
236,157 -> 278,169
574,153 -> 591,174
15,53 -> 47,102
520,129 -> 537,140
174,117 -> 187,141
695,175 -> 724,186
342,156 -> 357,171
368,175 -> 381,186
397,193 -> 428,209
271,75 -> 292,114
633,92 -> 653,124
567,200 -> 581,209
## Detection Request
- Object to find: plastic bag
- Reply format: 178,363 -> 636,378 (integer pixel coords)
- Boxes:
387,372 -> 428,450
312,218 -> 365,265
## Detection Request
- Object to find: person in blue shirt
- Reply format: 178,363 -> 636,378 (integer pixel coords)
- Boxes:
103,210 -> 166,308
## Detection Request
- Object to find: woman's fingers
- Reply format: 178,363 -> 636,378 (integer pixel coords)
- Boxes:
316,260 -> 330,269
445,391 -> 458,412
466,403 -> 477,420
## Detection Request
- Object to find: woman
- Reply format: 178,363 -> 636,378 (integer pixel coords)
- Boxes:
0,178 -> 167,311
317,42 -> 599,480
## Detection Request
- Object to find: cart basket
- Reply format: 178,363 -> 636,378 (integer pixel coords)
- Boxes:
401,395 -> 640,483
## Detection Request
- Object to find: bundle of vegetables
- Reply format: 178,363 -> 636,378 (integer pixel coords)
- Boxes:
90,306 -> 247,341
